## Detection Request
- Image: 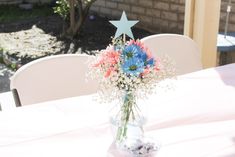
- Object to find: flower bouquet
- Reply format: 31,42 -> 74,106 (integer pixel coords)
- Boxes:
91,37 -> 173,143
89,11 -> 174,155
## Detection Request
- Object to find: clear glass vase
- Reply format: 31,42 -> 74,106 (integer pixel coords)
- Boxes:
110,90 -> 147,146
109,91 -> 161,156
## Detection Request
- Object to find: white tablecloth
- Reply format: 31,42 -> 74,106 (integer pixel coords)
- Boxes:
0,64 -> 235,157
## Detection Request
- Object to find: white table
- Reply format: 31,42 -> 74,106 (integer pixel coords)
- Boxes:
0,91 -> 16,110
0,64 -> 235,157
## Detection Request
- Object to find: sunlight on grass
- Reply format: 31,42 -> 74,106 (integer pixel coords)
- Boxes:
0,5 -> 53,23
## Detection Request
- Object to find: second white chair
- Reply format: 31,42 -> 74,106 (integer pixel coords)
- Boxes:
10,54 -> 99,106
141,34 -> 202,75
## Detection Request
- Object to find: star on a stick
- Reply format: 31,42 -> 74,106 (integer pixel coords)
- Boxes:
109,11 -> 139,39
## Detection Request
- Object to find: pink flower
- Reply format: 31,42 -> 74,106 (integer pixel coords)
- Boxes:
94,46 -> 120,78
94,46 -> 120,67
128,39 -> 145,50
142,67 -> 150,76
154,58 -> 161,71
144,47 -> 153,59
105,67 -> 115,78
93,58 -> 104,67
105,47 -> 120,65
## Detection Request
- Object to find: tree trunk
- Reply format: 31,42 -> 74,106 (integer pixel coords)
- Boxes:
73,1 -> 91,36
66,0 -> 75,37
65,0 -> 96,38
70,0 -> 75,29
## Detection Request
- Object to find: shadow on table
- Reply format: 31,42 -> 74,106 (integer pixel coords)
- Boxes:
222,154 -> 235,157
220,136 -> 235,157
215,63 -> 235,87
226,137 -> 235,156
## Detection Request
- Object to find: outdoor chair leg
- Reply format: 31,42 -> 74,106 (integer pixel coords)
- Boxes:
12,89 -> 22,107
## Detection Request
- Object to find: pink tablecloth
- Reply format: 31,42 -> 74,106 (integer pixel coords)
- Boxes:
0,64 -> 235,157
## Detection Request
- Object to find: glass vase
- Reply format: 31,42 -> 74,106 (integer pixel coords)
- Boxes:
109,91 -> 161,156
110,90 -> 147,147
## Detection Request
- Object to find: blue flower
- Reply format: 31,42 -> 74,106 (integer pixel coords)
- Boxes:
137,51 -> 147,62
122,45 -> 143,60
122,58 -> 144,76
146,58 -> 155,67
136,51 -> 155,67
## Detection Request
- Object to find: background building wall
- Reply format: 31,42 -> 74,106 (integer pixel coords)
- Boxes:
91,0 -> 235,34
0,0 -> 235,34
91,0 -> 185,33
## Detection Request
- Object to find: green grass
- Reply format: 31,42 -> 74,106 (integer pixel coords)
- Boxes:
0,5 -> 53,23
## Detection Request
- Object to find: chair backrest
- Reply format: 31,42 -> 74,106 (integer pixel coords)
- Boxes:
141,34 -> 202,75
10,54 -> 99,106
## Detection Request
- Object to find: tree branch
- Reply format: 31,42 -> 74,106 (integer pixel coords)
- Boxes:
69,0 -> 75,30
73,0 -> 96,34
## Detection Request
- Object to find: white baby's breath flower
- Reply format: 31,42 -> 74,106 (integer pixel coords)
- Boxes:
87,39 -> 175,103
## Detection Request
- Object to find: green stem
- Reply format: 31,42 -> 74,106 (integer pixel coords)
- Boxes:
115,91 -> 135,142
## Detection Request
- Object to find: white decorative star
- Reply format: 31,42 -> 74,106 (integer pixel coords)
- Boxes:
109,11 -> 139,39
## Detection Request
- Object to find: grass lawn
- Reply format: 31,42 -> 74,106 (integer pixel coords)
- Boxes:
0,5 -> 53,23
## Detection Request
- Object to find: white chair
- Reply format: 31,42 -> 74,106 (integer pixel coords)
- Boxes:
141,34 -> 202,75
10,54 -> 99,106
